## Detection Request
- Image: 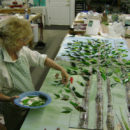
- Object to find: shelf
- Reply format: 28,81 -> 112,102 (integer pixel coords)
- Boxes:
75,0 -> 86,16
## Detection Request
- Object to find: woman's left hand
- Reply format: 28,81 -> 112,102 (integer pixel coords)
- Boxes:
10,96 -> 19,103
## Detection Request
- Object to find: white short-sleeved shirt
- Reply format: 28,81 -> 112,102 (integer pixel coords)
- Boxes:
0,46 -> 47,96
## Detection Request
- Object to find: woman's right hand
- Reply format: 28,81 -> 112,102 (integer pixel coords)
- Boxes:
61,69 -> 69,85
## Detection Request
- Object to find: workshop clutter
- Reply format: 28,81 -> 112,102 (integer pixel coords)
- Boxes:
31,23 -> 38,43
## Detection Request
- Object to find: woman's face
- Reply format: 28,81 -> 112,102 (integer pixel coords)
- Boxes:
14,37 -> 32,52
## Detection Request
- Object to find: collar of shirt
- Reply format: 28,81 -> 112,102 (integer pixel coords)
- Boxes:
1,47 -> 21,63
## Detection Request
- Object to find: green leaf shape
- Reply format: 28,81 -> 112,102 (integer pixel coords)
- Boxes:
92,68 -> 97,74
67,68 -> 71,74
70,57 -> 76,60
125,60 -> 130,65
101,72 -> 107,80
75,105 -> 86,112
107,72 -> 113,76
81,61 -> 90,66
112,50 -> 116,54
84,47 -> 90,51
111,83 -> 117,88
67,42 -> 72,45
120,74 -> 126,79
70,66 -> 78,70
102,61 -> 111,67
22,99 -> 30,105
84,45 -> 89,49
73,52 -> 81,56
122,59 -> 127,63
29,101 -> 45,107
111,58 -> 118,62
117,49 -> 126,52
69,101 -> 78,107
99,66 -> 106,73
99,67 -> 106,80
123,79 -> 129,84
122,54 -> 128,57
89,59 -> 97,64
70,62 -> 76,67
62,107 -> 73,112
61,94 -> 69,101
120,42 -> 124,44
77,81 -> 84,86
116,62 -> 123,66
61,110 -> 71,113
114,68 -> 121,73
64,88 -> 71,93
84,51 -> 91,56
54,94 -> 60,99
82,75 -> 89,81
70,101 -> 86,112
88,40 -> 92,45
72,86 -> 76,91
66,84 -> 70,88
52,80 -> 62,86
67,68 -> 78,75
100,55 -> 105,60
82,69 -> 91,76
128,73 -> 130,80
113,76 -> 121,83
74,91 -> 84,98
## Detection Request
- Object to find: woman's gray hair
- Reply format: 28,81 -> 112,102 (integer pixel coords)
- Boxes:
0,16 -> 33,50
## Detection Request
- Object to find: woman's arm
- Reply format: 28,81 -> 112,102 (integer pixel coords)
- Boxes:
44,57 -> 69,84
0,93 -> 18,102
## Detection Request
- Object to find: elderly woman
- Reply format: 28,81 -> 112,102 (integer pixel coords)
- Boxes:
0,16 -> 69,130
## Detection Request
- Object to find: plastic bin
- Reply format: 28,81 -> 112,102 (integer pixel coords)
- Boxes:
33,0 -> 46,6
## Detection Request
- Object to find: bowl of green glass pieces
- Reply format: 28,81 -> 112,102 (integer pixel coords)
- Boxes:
14,91 -> 51,109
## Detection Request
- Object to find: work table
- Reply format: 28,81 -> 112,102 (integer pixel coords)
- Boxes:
21,12 -> 130,130
21,35 -> 130,130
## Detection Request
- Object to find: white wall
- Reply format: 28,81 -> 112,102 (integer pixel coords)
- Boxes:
46,0 -> 75,26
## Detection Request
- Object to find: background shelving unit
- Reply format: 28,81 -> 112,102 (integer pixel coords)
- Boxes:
75,0 -> 86,16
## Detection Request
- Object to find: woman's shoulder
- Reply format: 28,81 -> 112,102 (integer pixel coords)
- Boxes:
19,46 -> 37,59
19,46 -> 32,55
22,46 -> 31,51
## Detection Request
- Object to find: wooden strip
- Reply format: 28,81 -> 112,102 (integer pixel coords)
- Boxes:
96,44 -> 103,129
78,76 -> 90,128
96,71 -> 103,129
106,78 -> 114,130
